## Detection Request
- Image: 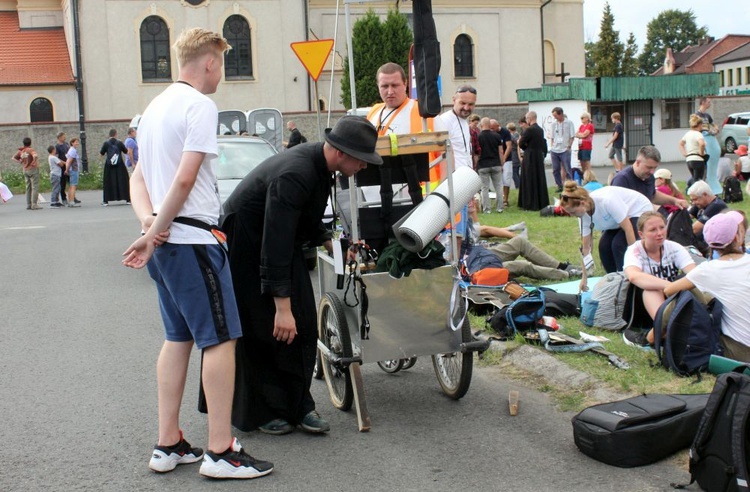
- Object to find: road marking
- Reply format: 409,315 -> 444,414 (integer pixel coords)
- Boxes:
3,226 -> 46,230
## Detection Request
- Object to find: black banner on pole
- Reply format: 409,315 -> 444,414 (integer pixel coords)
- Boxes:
411,0 -> 441,118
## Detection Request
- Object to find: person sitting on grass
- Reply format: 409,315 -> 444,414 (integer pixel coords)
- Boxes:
582,169 -> 603,192
687,180 -> 727,238
653,168 -> 684,217
664,211 -> 750,362
621,212 -> 696,349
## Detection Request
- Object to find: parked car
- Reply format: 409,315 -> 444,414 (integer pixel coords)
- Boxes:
720,111 -> 750,153
216,135 -> 319,269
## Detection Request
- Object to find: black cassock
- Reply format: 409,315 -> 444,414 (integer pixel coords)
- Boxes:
219,142 -> 331,431
517,123 -> 550,211
99,138 -> 130,203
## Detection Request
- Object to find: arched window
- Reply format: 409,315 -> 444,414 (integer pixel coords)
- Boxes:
454,34 -> 474,78
223,15 -> 252,79
140,16 -> 171,82
30,97 -> 53,122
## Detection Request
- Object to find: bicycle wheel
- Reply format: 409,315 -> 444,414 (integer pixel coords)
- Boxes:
318,293 -> 354,410
432,317 -> 473,399
377,359 -> 404,374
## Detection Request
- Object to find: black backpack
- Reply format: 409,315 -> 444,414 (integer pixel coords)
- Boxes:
653,290 -> 723,377
667,208 -> 709,257
723,175 -> 744,203
682,366 -> 750,492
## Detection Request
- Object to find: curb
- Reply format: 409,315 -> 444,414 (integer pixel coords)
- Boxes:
477,333 -> 627,404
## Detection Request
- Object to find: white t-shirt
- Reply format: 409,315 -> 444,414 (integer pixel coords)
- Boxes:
580,186 -> 653,237
682,129 -> 704,162
623,240 -> 694,281
437,110 -> 472,169
138,83 -> 220,244
686,254 -> 750,347
739,155 -> 750,174
368,99 -> 417,135
48,155 -> 62,177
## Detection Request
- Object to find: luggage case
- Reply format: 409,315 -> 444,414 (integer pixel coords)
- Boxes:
572,393 -> 709,467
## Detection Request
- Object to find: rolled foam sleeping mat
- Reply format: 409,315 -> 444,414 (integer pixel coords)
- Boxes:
393,166 -> 481,253
708,354 -> 750,375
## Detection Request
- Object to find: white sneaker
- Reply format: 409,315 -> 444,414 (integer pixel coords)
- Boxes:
506,221 -> 526,232
148,432 -> 203,473
199,438 -> 274,479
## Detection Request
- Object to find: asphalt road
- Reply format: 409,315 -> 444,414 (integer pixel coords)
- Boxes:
1,190 -> 689,491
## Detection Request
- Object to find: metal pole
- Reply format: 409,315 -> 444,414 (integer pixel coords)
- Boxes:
71,0 -> 88,172
326,0 -> 341,128
315,81 -> 323,140
344,1 -> 359,242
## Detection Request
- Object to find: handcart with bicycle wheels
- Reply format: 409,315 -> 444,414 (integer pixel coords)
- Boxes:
315,131 -> 489,431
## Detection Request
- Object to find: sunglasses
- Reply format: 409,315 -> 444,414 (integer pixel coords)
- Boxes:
456,85 -> 477,94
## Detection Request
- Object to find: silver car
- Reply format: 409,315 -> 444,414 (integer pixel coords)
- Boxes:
720,111 -> 750,153
216,135 -> 277,203
216,135 -> 320,269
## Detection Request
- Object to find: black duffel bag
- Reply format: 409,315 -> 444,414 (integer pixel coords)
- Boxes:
572,393 -> 709,467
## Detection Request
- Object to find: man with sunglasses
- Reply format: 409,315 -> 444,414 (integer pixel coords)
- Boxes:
437,85 -> 478,251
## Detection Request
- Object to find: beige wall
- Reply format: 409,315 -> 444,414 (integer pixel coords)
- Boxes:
309,0 -> 584,109
76,0 -> 308,120
0,85 -> 77,123
0,0 -> 584,123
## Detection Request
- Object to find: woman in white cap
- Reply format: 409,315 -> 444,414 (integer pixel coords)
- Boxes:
665,211 -> 750,362
654,168 -> 684,216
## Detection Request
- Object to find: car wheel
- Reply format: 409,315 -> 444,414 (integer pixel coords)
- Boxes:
725,137 -> 737,153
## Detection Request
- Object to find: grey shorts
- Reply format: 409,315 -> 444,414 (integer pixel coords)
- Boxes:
608,147 -> 623,162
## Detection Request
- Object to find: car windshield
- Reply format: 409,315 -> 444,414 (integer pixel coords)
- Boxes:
216,140 -> 276,179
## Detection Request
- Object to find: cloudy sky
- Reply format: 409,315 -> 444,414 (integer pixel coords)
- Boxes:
583,0 -> 747,48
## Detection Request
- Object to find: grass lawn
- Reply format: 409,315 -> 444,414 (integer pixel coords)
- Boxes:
472,182 -> 750,408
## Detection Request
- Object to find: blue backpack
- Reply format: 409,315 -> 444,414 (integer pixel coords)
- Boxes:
487,288 -> 546,337
653,290 -> 723,377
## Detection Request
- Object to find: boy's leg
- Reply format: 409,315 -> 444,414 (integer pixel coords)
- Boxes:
201,339 -> 236,453
31,169 -> 40,206
51,175 -> 61,204
157,340 -> 193,446
24,171 -> 31,208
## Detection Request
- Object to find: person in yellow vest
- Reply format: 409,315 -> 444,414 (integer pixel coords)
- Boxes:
367,62 -> 438,219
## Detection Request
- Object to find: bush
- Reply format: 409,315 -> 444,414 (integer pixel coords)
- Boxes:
1,163 -> 105,194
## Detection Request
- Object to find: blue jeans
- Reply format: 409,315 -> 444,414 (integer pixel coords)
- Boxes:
550,150 -> 572,188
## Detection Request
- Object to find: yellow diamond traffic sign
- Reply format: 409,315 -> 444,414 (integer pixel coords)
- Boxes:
290,39 -> 334,81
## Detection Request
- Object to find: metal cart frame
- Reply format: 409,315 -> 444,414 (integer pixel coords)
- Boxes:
316,132 -> 489,431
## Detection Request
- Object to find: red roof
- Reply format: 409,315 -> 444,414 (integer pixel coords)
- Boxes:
0,12 -> 74,86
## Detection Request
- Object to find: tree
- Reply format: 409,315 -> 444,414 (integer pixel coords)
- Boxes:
620,33 -> 640,76
584,41 -> 596,77
590,3 -> 623,77
639,9 -> 709,75
340,9 -> 413,109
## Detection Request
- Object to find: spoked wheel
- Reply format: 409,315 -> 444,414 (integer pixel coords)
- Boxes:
377,359 -> 404,374
432,317 -> 473,399
401,357 -> 418,370
318,293 -> 354,411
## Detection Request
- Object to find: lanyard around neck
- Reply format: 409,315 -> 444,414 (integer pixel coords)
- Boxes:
454,111 -> 468,152
377,100 -> 408,136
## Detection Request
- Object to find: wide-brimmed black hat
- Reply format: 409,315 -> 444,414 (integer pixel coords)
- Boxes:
324,116 -> 383,165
